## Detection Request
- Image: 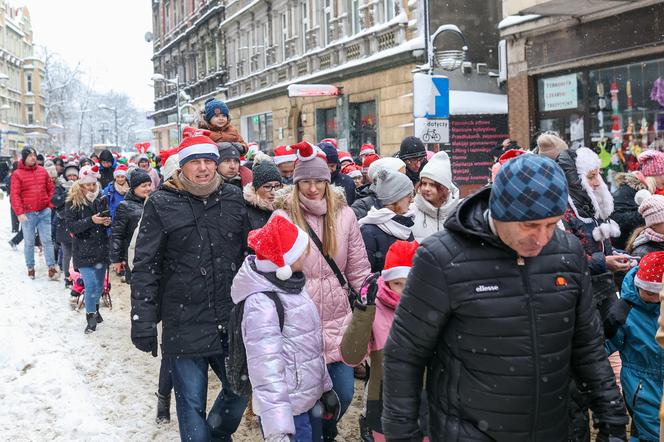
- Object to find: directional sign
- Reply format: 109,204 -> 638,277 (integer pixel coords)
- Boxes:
413,73 -> 449,119
414,118 -> 449,144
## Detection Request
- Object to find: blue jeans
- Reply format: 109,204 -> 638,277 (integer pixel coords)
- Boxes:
322,361 -> 355,440
294,405 -> 324,442
21,208 -> 55,270
170,352 -> 247,442
79,266 -> 106,314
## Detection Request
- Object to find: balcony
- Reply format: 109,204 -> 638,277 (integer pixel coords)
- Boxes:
506,0 -> 641,17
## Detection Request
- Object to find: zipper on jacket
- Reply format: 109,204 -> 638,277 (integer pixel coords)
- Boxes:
518,257 -> 540,439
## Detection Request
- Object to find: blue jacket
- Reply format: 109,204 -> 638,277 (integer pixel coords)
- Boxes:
607,267 -> 664,442
102,181 -> 127,221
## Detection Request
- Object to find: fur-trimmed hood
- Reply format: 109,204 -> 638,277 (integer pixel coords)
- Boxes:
243,183 -> 275,212
273,184 -> 348,212
614,172 -> 647,192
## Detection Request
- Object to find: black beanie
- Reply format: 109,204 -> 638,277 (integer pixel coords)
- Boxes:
21,147 -> 36,163
252,159 -> 282,189
218,142 -> 241,162
99,149 -> 114,164
399,136 -> 426,160
129,168 -> 152,189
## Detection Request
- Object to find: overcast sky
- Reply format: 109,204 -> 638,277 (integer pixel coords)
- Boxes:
19,0 -> 155,110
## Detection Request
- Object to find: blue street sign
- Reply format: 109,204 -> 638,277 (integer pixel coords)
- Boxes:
413,73 -> 450,119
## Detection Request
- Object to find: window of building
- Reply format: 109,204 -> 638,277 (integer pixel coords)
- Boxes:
323,0 -> 332,46
349,101 -> 377,155
384,0 -> 395,22
164,1 -> 171,32
262,22 -> 270,67
26,73 -> 32,93
350,0 -> 360,35
244,112 -> 274,152
281,13 -> 288,60
173,0 -> 178,24
180,0 -> 185,20
27,105 -> 33,125
316,108 -> 337,140
301,1 -> 309,53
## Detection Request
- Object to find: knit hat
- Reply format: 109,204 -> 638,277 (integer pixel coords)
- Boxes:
375,168 -> 414,205
162,154 -> 180,181
21,147 -> 36,163
114,163 -> 128,178
490,154 -> 568,222
99,149 -> 114,164
204,98 -> 230,122
536,133 -> 568,160
338,150 -> 353,165
292,141 -> 331,183
320,138 -> 337,149
399,136 -> 426,160
44,160 -> 57,178
360,144 -> 376,157
249,215 -> 310,280
382,240 -> 419,282
368,157 -> 406,180
79,165 -> 101,185
638,150 -> 664,177
129,168 -> 152,189
177,129 -> 220,167
252,155 -> 282,189
63,163 -> 79,178
634,251 -> 664,293
420,151 -> 453,190
342,163 -> 362,179
218,142 -> 242,162
362,153 -> 380,173
319,142 -> 339,165
273,145 -> 297,165
636,192 -> 664,227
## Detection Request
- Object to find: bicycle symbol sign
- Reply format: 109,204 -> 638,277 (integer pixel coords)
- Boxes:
414,118 -> 450,144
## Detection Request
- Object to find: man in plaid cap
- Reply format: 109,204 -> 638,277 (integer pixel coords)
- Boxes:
383,154 -> 628,441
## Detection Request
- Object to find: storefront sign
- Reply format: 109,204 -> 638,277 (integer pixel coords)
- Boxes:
449,115 -> 509,191
414,118 -> 449,144
287,84 -> 340,97
542,74 -> 578,111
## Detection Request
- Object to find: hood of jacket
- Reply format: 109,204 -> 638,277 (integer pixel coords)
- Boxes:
413,188 -> 460,219
231,256 -> 305,304
615,172 -> 647,192
243,183 -> 275,212
443,186 -> 504,249
273,183 -> 348,212
18,159 -> 37,171
621,267 -> 660,315
557,149 -> 596,219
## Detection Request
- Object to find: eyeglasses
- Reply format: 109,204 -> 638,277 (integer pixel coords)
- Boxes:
404,157 -> 424,165
261,184 -> 283,192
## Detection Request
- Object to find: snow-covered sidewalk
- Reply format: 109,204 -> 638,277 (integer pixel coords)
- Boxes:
0,194 -> 362,441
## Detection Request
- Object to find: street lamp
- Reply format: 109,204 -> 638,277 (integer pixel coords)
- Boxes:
151,73 -> 181,143
427,24 -> 468,74
98,104 -> 118,147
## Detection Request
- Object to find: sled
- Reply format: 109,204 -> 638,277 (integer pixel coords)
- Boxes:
101,266 -> 112,310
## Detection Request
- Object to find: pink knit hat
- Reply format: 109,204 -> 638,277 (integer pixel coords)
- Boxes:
638,150 -> 664,177
638,192 -> 664,227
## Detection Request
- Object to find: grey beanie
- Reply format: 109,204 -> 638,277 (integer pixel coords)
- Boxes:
218,142 -> 241,162
375,169 -> 414,205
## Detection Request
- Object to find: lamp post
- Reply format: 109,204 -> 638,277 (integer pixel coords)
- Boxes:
98,104 -> 119,147
151,73 -> 181,143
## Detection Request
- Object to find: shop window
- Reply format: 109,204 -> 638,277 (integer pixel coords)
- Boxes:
316,108 -> 337,140
349,101 -> 377,156
245,112 -> 274,153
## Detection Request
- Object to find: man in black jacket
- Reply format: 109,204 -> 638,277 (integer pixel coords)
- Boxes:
383,154 -> 628,441
98,149 -> 116,189
130,132 -> 249,441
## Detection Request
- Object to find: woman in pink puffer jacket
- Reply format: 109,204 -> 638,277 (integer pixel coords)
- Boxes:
271,141 -> 371,440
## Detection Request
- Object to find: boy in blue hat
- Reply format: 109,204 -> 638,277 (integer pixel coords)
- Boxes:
202,98 -> 248,153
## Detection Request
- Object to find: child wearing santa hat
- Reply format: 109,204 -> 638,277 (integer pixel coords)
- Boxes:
101,163 -> 129,221
230,215 -> 339,441
607,251 -> 664,442
340,240 -> 428,441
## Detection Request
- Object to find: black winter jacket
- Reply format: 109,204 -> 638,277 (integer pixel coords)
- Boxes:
110,190 -> 145,264
382,187 -> 627,441
351,184 -> 380,219
360,214 -> 414,272
611,173 -> 646,250
243,185 -> 273,232
52,183 -> 70,244
332,171 -> 356,206
64,195 -> 110,268
130,179 -> 248,357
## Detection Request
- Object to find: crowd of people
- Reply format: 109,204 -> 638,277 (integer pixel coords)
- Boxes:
5,96 -> 664,442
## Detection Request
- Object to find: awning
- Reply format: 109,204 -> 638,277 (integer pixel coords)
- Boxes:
449,91 -> 508,116
518,0 -> 640,17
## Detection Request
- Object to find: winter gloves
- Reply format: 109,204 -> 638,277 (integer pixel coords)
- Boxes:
321,389 -> 341,422
595,423 -> 627,442
132,335 -> 158,357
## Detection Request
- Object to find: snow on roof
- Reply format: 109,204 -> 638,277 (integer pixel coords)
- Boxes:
450,90 -> 507,115
498,14 -> 541,30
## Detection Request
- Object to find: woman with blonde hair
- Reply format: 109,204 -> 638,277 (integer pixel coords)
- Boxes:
64,165 -> 111,334
272,141 -> 371,441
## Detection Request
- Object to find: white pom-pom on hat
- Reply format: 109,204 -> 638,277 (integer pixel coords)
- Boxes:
276,266 -> 293,281
635,189 -> 652,206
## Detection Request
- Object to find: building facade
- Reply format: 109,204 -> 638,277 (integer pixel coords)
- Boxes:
0,1 -> 47,156
501,0 -> 664,153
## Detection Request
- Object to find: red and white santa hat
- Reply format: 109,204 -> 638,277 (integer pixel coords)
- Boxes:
338,150 -> 353,165
177,128 -> 219,167
381,240 -> 419,282
113,163 -> 128,177
79,165 -> 101,185
341,163 -> 362,179
360,143 -> 376,156
290,140 -> 325,162
635,251 -> 664,294
320,138 -> 338,149
248,215 -> 310,281
272,145 -> 298,165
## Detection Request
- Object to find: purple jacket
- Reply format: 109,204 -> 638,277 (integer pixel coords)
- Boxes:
231,257 -> 332,437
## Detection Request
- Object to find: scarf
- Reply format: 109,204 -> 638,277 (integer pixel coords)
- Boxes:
299,193 -> 328,216
376,277 -> 401,310
358,207 -> 413,240
114,180 -> 129,195
177,171 -> 222,198
632,228 -> 664,249
85,188 -> 99,203
413,191 -> 459,226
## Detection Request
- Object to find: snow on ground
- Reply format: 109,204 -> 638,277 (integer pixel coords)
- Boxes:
0,194 -> 362,441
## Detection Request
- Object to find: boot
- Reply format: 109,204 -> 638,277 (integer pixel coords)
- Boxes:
359,415 -> 375,442
95,304 -> 103,324
84,312 -> 97,334
155,392 -> 171,423
48,266 -> 60,281
27,268 -> 35,279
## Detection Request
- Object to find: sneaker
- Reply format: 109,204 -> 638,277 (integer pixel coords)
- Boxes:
48,267 -> 60,281
8,240 -> 17,251
27,269 -> 35,279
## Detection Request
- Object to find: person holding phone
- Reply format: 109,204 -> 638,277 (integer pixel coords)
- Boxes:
64,165 -> 111,334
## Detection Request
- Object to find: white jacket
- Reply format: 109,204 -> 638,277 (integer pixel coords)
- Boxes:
410,191 -> 460,243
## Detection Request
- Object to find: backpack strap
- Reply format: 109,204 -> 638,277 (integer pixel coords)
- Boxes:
264,291 -> 285,331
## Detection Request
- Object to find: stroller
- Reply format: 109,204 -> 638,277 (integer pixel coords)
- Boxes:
68,267 -> 112,311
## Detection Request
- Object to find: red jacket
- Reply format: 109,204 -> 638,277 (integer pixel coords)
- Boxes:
10,161 -> 54,216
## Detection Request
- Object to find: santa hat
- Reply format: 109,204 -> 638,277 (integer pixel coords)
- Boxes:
342,163 -> 362,179
320,138 -> 337,149
272,145 -> 298,165
113,163 -> 128,177
360,144 -> 376,156
177,128 -> 219,167
290,140 -> 323,162
635,251 -> 664,293
338,150 -> 353,165
249,215 -> 310,281
362,153 -> 380,173
79,165 -> 101,185
381,240 -> 419,282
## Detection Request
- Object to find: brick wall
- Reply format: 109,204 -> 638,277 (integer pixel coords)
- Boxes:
507,73 -> 535,148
